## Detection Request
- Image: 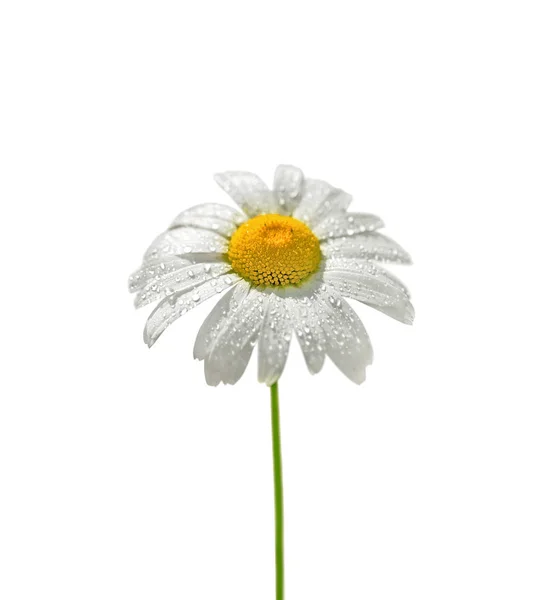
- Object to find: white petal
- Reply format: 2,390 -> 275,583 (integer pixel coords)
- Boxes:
307,190 -> 352,227
143,274 -> 241,348
214,171 -> 278,216
317,285 -> 373,384
193,281 -> 251,360
169,203 -> 246,236
292,179 -> 352,226
321,232 -> 412,264
366,302 -> 415,324
144,228 -> 228,262
286,293 -> 326,375
324,256 -> 411,296
273,164 -> 304,215
292,179 -> 334,223
129,257 -> 191,293
204,289 -> 267,386
313,212 -> 385,240
135,262 -> 232,308
258,293 -> 292,386
323,270 -> 414,325
172,202 -> 246,224
169,214 -> 239,238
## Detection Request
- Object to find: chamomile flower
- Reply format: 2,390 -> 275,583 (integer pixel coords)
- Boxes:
128,165 -> 413,385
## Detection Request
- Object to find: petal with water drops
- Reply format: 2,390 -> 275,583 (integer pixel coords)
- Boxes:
214,171 -> 278,216
143,273 -> 241,348
323,270 -> 414,325
128,257 -> 191,293
293,179 -> 352,227
144,228 -> 228,263
285,292 -> 327,375
307,190 -> 352,228
193,281 -> 251,360
273,164 -> 304,215
172,203 -> 246,224
313,212 -> 384,240
321,231 -> 412,264
292,179 -> 336,224
169,214 -> 239,238
317,285 -> 373,384
135,262 -> 232,309
324,257 -> 411,296
258,293 -> 292,386
204,289 -> 267,386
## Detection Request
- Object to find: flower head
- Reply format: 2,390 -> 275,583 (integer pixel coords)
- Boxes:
129,165 -> 413,385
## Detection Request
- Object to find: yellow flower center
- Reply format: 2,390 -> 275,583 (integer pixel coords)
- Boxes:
228,214 -> 322,287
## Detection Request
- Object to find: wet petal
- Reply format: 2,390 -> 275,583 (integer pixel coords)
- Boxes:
143,273 -> 241,347
258,293 -> 292,386
321,231 -> 412,264
324,256 -> 411,297
204,289 -> 267,385
313,212 -> 384,240
292,179 -> 335,224
172,202 -> 246,224
308,190 -> 352,227
193,281 -> 251,360
285,293 -> 326,375
144,228 -> 228,262
317,285 -> 373,384
273,164 -> 304,215
292,179 -> 352,226
135,262 -> 232,308
323,270 -> 414,325
129,257 -> 191,293
169,214 -> 239,238
214,171 -> 278,216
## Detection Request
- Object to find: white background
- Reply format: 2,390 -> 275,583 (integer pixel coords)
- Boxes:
1,1 -> 544,599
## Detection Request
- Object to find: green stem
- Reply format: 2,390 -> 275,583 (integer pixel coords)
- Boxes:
270,382 -> 284,600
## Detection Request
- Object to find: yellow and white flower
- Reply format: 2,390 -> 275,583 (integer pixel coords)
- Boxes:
129,165 -> 413,385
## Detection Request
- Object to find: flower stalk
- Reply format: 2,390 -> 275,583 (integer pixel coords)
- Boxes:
270,382 -> 284,600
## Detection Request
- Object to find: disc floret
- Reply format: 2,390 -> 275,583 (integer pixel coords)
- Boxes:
228,214 -> 321,287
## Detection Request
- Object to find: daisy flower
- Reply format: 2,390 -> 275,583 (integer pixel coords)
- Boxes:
129,164 -> 413,385
129,164 -> 413,600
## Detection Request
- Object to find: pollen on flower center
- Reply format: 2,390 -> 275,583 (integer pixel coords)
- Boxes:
228,214 -> 321,287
